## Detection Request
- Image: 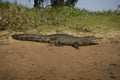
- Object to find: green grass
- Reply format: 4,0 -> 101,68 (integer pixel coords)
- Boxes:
0,1 -> 120,37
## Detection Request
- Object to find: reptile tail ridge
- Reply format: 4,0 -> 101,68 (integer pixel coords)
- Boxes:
11,34 -> 38,41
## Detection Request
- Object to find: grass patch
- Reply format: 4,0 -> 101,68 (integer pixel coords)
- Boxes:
0,1 -> 120,37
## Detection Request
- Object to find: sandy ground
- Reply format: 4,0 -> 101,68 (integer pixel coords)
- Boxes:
0,36 -> 120,80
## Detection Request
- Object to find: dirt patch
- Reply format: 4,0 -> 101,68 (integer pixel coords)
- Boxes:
0,36 -> 120,80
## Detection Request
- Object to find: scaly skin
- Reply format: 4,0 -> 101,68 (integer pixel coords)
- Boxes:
12,34 -> 101,48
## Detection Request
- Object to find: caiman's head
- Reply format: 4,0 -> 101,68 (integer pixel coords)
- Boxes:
76,36 -> 103,46
83,36 -> 102,40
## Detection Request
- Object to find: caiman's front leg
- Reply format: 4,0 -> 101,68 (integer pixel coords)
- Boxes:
72,42 -> 79,49
54,37 -> 79,48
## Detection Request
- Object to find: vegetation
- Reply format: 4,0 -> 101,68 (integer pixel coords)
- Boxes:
33,0 -> 78,8
0,1 -> 120,36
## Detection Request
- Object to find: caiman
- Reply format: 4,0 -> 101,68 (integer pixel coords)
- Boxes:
12,34 -> 101,48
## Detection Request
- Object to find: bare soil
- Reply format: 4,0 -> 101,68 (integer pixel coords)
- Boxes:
0,36 -> 120,80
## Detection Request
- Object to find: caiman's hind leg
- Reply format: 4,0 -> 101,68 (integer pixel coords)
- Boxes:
53,37 -> 64,47
54,38 -> 63,46
72,42 -> 79,49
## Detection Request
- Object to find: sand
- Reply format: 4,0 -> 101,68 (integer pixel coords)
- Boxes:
0,36 -> 120,80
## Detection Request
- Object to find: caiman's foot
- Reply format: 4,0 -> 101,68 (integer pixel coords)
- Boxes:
72,42 -> 79,49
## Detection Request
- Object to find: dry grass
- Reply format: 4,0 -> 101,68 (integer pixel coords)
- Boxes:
0,1 -> 120,37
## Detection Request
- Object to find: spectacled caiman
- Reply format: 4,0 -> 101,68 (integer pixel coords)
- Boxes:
12,34 -> 102,48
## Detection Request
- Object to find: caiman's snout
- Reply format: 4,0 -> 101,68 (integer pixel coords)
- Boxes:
90,36 -> 103,45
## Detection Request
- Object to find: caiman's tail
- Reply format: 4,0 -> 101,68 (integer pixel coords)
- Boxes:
12,34 -> 42,41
